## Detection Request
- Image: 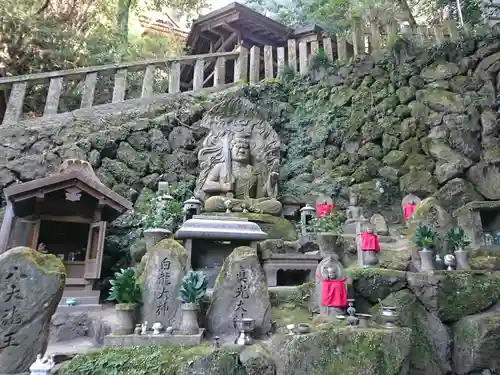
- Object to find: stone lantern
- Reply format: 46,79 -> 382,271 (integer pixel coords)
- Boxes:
30,354 -> 55,375
300,204 -> 316,237
183,197 -> 203,222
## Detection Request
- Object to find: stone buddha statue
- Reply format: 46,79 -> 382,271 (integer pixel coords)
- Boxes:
345,192 -> 363,223
195,129 -> 282,216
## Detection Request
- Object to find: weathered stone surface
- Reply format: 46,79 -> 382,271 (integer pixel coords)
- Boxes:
421,63 -> 460,82
435,178 -> 484,213
138,239 -> 188,329
399,169 -> 437,196
280,324 -> 411,375
374,290 -> 452,375
206,246 -> 272,336
406,271 -> 500,323
350,268 -> 407,303
0,247 -> 66,374
416,89 -> 465,113
452,302 -> 500,375
467,162 -> 500,200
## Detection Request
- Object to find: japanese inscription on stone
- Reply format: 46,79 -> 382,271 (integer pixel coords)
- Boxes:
156,258 -> 171,318
233,265 -> 250,318
1,266 -> 27,351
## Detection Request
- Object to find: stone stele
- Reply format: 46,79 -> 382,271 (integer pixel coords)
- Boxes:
0,247 -> 66,374
138,239 -> 188,329
206,246 -> 272,336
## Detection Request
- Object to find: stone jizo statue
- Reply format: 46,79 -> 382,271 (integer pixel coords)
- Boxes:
195,129 -> 282,216
345,192 -> 363,223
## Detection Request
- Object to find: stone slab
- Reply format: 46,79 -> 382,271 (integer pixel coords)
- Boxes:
56,304 -> 103,313
103,329 -> 205,347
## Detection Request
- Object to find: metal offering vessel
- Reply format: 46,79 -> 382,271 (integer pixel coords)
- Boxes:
234,317 -> 255,345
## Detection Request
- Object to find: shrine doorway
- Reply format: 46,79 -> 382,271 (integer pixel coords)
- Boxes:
38,220 -> 89,278
276,269 -> 310,286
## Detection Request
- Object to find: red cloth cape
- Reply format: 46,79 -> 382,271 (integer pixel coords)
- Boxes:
360,232 -> 380,252
403,203 -> 417,221
320,277 -> 348,307
316,203 -> 333,217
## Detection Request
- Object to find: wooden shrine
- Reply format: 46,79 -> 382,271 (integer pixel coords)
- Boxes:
0,159 -> 132,296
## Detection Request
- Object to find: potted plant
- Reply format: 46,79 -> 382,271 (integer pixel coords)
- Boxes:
178,270 -> 208,335
446,226 -> 471,270
140,189 -> 183,252
411,223 -> 437,272
309,209 -> 344,257
107,268 -> 142,335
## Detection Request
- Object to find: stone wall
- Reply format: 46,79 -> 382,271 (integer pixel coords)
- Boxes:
1,34 -> 500,270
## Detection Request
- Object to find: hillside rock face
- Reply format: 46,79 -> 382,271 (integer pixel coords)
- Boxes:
0,36 -> 499,255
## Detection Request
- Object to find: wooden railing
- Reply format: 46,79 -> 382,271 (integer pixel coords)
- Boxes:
0,18 -> 464,126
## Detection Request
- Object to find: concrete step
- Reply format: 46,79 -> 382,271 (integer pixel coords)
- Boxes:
62,290 -> 100,297
56,304 -> 103,314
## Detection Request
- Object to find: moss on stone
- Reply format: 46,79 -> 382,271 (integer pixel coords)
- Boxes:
378,247 -> 412,270
348,267 -> 407,303
371,290 -> 451,374
469,249 -> 500,270
269,281 -> 315,309
60,344 -> 252,375
407,271 -> 500,322
201,212 -> 297,241
9,247 -> 66,285
281,324 -> 411,375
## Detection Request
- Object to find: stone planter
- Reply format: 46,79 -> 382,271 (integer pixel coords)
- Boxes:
179,303 -> 200,335
144,228 -> 171,253
114,303 -> 137,335
316,232 -> 341,257
362,250 -> 379,268
454,248 -> 471,270
419,248 -> 435,272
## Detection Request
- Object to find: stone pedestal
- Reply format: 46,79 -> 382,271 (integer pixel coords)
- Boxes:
103,329 -> 205,347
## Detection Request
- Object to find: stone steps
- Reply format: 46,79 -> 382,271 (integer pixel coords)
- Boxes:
56,304 -> 103,313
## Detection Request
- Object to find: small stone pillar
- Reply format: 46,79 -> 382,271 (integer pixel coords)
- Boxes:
183,197 -> 202,222
300,204 -> 316,237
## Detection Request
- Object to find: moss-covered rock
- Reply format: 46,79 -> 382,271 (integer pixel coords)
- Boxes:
280,324 -> 411,375
469,249 -> 500,270
372,290 -> 452,375
452,303 -> 500,375
349,267 -> 407,303
201,212 -> 297,241
406,271 -> 500,322
60,344 -> 275,375
378,247 -> 412,271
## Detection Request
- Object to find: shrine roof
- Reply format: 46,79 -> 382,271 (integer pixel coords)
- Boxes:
4,160 -> 132,218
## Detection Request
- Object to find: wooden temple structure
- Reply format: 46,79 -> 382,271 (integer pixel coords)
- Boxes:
180,2 -> 327,90
0,159 -> 132,311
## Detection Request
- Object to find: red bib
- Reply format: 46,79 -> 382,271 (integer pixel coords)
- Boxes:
320,277 -> 347,307
360,232 -> 380,252
403,203 -> 417,221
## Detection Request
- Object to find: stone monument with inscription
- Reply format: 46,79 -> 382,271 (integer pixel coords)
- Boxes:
206,246 -> 272,337
138,238 -> 188,330
0,247 -> 66,374
194,115 -> 282,216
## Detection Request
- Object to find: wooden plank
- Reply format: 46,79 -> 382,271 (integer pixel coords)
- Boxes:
287,39 -> 297,72
370,21 -> 381,53
193,59 -> 205,90
2,82 -> 26,124
277,47 -> 285,76
141,65 -> 155,98
43,76 -> 63,117
80,72 -> 97,108
249,46 -> 260,84
337,36 -> 348,61
213,56 -> 226,87
234,46 -> 249,82
264,45 -> 273,79
112,68 -> 127,103
323,38 -> 333,61
352,17 -> 364,56
0,51 -> 240,87
298,41 -> 308,75
169,61 -> 181,93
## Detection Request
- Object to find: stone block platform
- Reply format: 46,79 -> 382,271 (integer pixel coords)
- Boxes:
103,329 -> 205,347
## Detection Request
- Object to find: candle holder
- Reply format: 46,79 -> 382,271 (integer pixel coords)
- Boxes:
234,317 -> 255,345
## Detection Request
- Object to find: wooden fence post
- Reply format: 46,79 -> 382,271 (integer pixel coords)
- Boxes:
287,39 -> 297,72
369,20 -> 381,53
249,46 -> 260,84
337,35 -> 348,61
323,38 -> 334,61
234,45 -> 249,82
264,45 -> 273,79
352,17 -> 364,56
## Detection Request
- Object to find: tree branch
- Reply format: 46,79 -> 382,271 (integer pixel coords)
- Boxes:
34,0 -> 51,15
